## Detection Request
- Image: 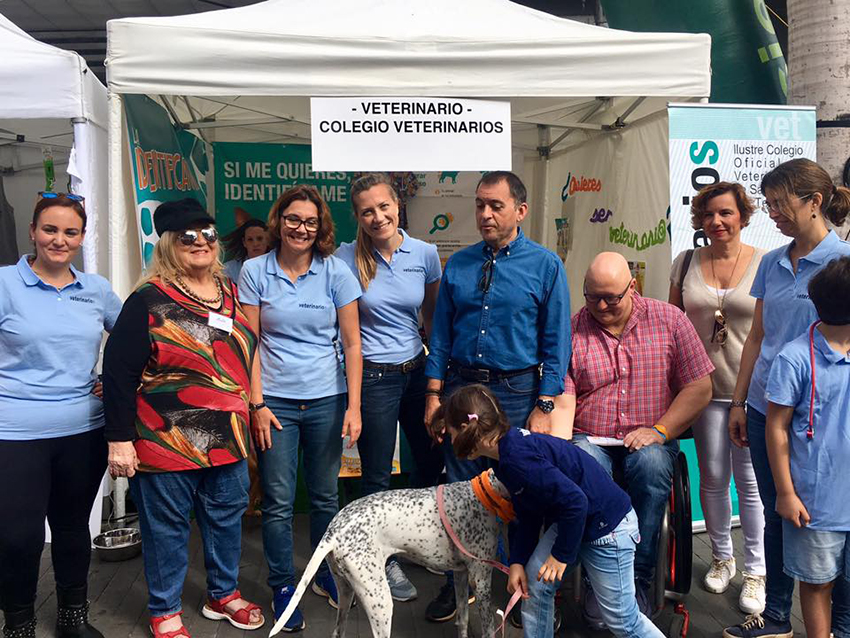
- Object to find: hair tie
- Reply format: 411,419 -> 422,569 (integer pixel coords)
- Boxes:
467,413 -> 479,422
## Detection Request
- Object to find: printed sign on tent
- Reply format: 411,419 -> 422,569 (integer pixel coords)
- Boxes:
213,142 -> 356,243
668,103 -> 816,257
124,95 -> 207,267
310,98 -> 511,172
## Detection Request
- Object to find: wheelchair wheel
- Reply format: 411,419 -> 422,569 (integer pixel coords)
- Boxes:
665,451 -> 692,598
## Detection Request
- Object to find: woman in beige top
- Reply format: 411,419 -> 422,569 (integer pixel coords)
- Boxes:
669,182 -> 767,615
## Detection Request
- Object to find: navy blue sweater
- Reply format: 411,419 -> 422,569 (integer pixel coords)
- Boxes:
496,428 -> 632,566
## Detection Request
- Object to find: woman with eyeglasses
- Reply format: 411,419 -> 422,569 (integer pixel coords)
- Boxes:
669,182 -> 767,615
237,184 -> 362,631
722,159 -> 850,638
334,173 -> 443,602
102,198 -> 264,638
0,193 -> 121,638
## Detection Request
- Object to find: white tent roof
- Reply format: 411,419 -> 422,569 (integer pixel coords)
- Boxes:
106,0 -> 711,100
0,13 -> 107,129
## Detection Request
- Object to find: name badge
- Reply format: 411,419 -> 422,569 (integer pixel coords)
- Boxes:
208,312 -> 233,334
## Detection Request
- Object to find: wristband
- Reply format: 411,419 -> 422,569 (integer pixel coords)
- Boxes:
424,390 -> 442,398
652,424 -> 668,442
729,400 -> 747,409
249,401 -> 266,412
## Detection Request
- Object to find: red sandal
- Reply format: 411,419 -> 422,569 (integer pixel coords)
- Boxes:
150,611 -> 191,638
201,589 -> 265,631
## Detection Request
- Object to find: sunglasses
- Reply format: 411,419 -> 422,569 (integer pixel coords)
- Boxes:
478,256 -> 495,293
39,191 -> 85,203
711,309 -> 728,346
178,227 -> 219,246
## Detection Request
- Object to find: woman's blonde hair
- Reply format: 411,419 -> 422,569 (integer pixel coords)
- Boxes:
135,230 -> 223,289
349,173 -> 399,289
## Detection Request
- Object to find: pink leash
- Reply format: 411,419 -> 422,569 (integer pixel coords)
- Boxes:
436,484 -> 524,638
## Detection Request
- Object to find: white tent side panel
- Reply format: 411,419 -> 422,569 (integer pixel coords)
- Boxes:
105,0 -> 710,98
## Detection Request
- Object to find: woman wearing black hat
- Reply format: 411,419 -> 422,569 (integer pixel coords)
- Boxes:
103,198 -> 264,637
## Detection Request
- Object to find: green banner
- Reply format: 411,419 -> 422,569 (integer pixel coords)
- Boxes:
213,142 -> 355,243
124,95 -> 207,265
601,0 -> 787,104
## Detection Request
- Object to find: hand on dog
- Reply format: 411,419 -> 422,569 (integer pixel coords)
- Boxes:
507,564 -> 529,599
537,555 -> 567,584
251,406 -> 282,451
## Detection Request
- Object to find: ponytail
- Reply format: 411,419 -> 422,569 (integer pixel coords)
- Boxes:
824,185 -> 850,228
354,223 -> 378,290
435,385 -> 510,459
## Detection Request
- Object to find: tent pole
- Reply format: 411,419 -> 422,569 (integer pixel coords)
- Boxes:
160,95 -> 185,129
531,125 -> 552,248
547,98 -> 610,154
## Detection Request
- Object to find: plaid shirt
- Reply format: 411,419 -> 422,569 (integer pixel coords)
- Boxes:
565,294 -> 714,438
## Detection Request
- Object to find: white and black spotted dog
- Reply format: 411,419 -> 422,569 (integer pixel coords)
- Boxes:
269,470 -> 510,638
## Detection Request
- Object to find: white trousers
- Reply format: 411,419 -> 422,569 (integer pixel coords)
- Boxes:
692,400 -> 766,575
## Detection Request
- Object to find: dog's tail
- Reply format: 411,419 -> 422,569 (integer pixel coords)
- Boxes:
268,537 -> 334,637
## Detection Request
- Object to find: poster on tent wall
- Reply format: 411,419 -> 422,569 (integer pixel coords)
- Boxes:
668,103 -> 816,257
549,113 -> 672,309
212,142 -> 355,243
124,95 -> 207,266
406,171 -> 481,265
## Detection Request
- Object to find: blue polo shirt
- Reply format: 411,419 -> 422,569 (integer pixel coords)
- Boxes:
335,230 -> 441,364
424,229 -> 571,396
748,231 -> 850,414
238,251 -> 362,400
766,328 -> 850,530
0,256 -> 122,440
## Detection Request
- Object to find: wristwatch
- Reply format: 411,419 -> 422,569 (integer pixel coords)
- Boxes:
249,401 -> 267,412
535,399 -> 555,414
729,400 -> 747,410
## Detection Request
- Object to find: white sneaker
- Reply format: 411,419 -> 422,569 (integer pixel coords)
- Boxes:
739,572 -> 766,615
704,556 -> 736,593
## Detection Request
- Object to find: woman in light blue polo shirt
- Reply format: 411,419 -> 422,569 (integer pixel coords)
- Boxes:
724,158 -> 850,638
238,184 -> 361,631
0,194 -> 121,638
335,173 -> 443,602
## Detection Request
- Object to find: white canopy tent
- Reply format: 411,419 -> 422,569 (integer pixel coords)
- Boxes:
105,0 -> 712,298
0,13 -> 108,539
0,13 -> 109,274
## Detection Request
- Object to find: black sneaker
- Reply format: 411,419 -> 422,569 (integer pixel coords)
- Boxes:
425,582 -> 475,623
722,613 -> 793,638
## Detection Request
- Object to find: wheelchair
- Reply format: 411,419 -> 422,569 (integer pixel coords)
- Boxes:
569,448 -> 693,637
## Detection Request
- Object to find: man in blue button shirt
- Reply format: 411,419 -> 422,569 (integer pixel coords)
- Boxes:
423,170 -> 571,623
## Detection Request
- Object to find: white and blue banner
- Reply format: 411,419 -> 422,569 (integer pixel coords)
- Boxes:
668,103 -> 816,257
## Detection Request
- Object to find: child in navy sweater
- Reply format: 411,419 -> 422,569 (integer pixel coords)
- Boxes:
432,384 -> 663,638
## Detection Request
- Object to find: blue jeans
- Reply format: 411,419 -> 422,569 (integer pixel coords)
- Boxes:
524,513 -> 663,638
359,363 -> 444,496
129,460 -> 249,616
441,368 -> 538,484
748,407 -> 850,634
573,435 -> 678,589
259,394 -> 345,589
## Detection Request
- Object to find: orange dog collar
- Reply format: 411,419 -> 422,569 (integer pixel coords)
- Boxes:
471,470 -> 515,523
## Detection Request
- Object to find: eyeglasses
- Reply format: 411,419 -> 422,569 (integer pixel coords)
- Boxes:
178,227 -> 218,246
39,191 -> 85,203
583,280 -> 632,306
282,214 -> 320,232
478,256 -> 495,293
764,192 -> 814,214
711,309 -> 728,346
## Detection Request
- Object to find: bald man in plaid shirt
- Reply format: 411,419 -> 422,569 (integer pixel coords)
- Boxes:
562,253 -> 714,626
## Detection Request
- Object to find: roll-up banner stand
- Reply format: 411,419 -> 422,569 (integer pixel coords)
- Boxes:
668,103 -> 816,529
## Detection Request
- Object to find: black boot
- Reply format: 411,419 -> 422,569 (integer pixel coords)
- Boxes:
2,607 -> 36,638
55,586 -> 104,638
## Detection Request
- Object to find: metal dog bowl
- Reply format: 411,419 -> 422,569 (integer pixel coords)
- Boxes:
92,528 -> 142,562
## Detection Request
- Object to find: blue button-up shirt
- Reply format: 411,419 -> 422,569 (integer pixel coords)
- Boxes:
424,229 -> 571,396
766,328 -> 850,530
0,256 -> 122,439
749,230 -> 850,414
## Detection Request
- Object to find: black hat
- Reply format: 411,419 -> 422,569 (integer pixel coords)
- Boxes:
154,198 -> 214,235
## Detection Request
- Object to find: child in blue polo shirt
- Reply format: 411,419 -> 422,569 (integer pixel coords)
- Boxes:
432,384 -> 663,638
766,256 -> 850,638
